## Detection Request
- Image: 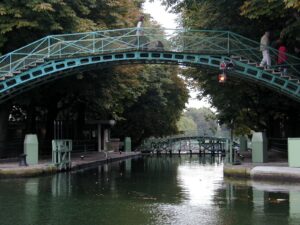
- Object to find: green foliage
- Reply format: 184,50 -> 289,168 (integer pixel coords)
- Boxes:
162,0 -> 300,137
177,116 -> 197,131
285,0 -> 300,10
0,0 -> 142,52
1,0 -> 190,145
183,67 -> 300,136
112,65 -> 189,146
183,107 -> 217,135
240,0 -> 285,19
240,0 -> 300,43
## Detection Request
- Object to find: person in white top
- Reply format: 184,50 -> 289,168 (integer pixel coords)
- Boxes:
259,31 -> 271,68
136,15 -> 144,36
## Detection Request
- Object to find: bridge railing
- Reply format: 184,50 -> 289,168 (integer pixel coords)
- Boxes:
228,32 -> 300,77
0,27 -> 300,80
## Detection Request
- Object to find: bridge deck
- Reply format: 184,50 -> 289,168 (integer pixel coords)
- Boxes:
1,28 -> 300,102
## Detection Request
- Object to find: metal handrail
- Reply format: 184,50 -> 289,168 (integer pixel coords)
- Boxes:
1,27 -> 299,79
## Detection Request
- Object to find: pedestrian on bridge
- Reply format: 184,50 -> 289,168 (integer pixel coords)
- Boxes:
277,39 -> 288,75
136,15 -> 145,49
259,31 -> 271,68
136,15 -> 144,36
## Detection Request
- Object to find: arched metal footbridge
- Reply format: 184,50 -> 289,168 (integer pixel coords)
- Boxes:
139,132 -> 229,155
0,27 -> 300,103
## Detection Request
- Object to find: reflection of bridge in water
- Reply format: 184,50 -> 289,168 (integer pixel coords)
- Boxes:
141,134 -> 229,156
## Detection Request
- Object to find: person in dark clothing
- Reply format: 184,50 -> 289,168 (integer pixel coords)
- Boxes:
277,39 -> 288,75
156,41 -> 164,50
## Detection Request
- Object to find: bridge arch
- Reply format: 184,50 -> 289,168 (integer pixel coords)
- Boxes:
0,28 -> 300,103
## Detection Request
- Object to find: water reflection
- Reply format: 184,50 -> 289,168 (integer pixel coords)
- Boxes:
177,156 -> 223,206
221,179 -> 298,225
0,155 -> 300,225
51,173 -> 72,197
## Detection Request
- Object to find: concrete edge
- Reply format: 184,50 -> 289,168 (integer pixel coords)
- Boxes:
223,165 -> 251,179
0,152 -> 141,179
0,165 -> 58,178
224,164 -> 300,183
250,166 -> 300,182
71,153 -> 141,171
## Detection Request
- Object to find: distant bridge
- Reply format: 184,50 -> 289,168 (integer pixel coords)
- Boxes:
140,133 -> 229,155
0,27 -> 300,103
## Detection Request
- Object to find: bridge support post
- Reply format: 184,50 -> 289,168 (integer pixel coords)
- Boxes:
225,139 -> 232,164
24,134 -> 39,165
288,138 -> 300,167
97,124 -> 102,152
103,129 -> 109,151
239,136 -> 247,153
251,132 -> 268,163
211,140 -> 215,156
124,137 -> 132,152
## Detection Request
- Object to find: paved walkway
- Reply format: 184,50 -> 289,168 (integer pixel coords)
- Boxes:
0,151 -> 141,178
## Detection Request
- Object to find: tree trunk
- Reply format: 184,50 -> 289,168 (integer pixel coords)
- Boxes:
0,104 -> 10,157
45,104 -> 59,141
25,103 -> 37,134
76,103 -> 86,139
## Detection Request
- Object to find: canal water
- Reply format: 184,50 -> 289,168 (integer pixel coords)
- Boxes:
1,155 -> 300,225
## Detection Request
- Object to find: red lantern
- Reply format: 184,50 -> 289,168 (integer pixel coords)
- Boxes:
218,73 -> 227,83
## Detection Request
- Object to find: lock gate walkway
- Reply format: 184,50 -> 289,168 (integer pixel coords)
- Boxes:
0,151 -> 140,178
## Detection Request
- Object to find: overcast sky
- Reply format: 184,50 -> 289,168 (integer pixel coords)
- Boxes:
143,0 -> 212,109
143,0 -> 178,29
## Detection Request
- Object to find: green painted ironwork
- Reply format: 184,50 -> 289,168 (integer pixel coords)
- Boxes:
140,131 -> 229,155
0,27 -> 300,103
52,139 -> 72,170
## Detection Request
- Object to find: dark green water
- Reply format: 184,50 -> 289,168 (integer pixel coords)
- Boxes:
1,155 -> 300,225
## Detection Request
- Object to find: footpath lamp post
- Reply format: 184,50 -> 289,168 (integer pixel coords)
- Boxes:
218,60 -> 239,164
230,120 -> 235,164
218,60 -> 234,83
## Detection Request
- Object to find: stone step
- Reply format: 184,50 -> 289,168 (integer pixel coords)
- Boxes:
231,55 -> 241,59
289,77 -> 299,82
28,63 -> 37,68
36,59 -> 45,64
264,69 -> 274,73
12,70 -> 21,75
20,67 -> 28,72
272,71 -> 282,75
280,75 -> 290,78
255,65 -> 265,69
5,73 -> 14,78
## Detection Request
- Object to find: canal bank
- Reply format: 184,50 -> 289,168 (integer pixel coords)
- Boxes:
0,151 -> 141,178
224,150 -> 300,182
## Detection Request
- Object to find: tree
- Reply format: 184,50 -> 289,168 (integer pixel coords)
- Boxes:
0,0 -> 146,152
183,107 -> 218,135
112,65 -> 189,146
240,0 -> 300,45
0,0 -> 143,52
161,0 -> 300,137
177,116 -> 197,132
